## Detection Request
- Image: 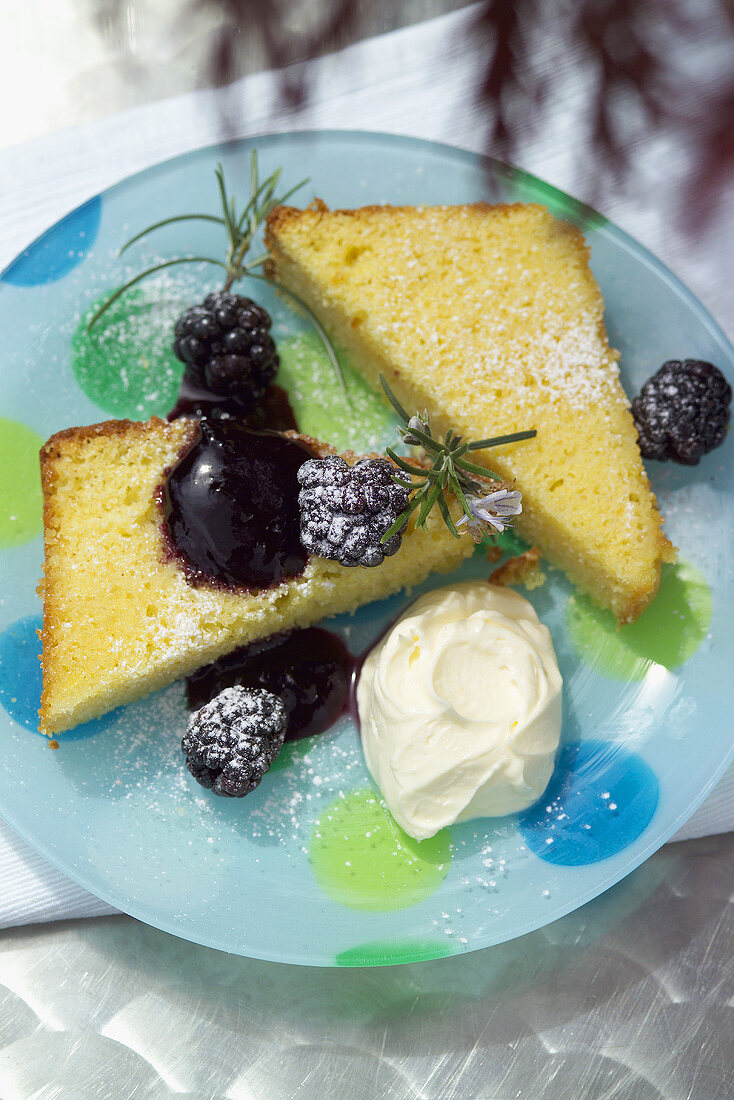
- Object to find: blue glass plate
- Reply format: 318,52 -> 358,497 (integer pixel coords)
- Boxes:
0,131 -> 732,966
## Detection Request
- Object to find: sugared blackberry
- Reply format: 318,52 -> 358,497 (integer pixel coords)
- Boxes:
181,686 -> 286,797
632,359 -> 731,465
298,455 -> 410,567
173,291 -> 279,406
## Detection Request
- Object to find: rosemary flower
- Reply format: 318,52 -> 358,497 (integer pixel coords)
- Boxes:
456,488 -> 523,541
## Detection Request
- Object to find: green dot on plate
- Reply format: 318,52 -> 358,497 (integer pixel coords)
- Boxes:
277,334 -> 399,453
269,737 -> 314,774
309,787 -> 451,912
567,561 -> 712,680
520,174 -> 608,232
490,528 -> 530,558
72,278 -> 190,419
0,418 -> 44,547
336,939 -> 455,966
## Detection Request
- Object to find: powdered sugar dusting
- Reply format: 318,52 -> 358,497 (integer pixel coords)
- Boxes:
298,204 -> 624,416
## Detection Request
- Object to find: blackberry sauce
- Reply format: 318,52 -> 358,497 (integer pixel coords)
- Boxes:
187,627 -> 357,741
162,419 -> 316,590
164,337 -> 366,746
167,379 -> 298,431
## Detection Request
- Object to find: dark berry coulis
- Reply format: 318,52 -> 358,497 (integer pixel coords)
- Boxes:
167,378 -> 298,431
187,627 -> 357,741
185,604 -> 422,744
162,419 -> 316,590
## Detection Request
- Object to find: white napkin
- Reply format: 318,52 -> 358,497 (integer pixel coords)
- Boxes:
1,4 -> 731,928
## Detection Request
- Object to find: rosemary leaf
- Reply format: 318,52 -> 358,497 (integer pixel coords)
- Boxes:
436,491 -> 461,538
241,252 -> 271,271
269,177 -> 309,210
454,456 -> 503,479
380,493 -> 422,542
86,256 -> 227,330
215,165 -> 236,245
250,150 -> 258,195
242,167 -> 280,231
237,182 -> 261,234
391,474 -> 418,490
384,447 -> 430,476
380,375 -> 411,421
450,474 -> 475,520
260,166 -> 282,211
119,214 -> 225,256
415,482 -> 442,529
467,429 -> 537,449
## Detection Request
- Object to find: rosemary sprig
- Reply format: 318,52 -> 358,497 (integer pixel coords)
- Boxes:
380,375 -> 536,541
85,152 -> 349,397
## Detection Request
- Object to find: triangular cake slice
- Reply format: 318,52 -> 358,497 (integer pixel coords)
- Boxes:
265,201 -> 675,622
39,417 -> 474,733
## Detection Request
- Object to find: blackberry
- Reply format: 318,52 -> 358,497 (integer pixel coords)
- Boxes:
298,455 -> 410,567
173,291 -> 279,405
632,359 -> 731,465
181,686 -> 286,797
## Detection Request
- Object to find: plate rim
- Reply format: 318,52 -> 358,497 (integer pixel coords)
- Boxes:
1,723 -> 732,966
3,127 -> 734,363
1,127 -> 733,965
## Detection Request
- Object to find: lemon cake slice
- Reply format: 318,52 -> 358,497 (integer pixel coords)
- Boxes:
38,417 -> 474,734
265,201 -> 675,622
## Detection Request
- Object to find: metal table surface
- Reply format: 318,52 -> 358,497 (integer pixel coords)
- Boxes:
0,833 -> 731,1099
2,4 -> 733,1097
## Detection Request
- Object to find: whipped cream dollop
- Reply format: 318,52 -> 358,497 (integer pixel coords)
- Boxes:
357,581 -> 563,841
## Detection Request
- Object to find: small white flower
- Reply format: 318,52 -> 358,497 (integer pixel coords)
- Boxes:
457,488 -> 523,540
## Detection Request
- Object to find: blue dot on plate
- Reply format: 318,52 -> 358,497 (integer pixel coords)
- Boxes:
0,614 -> 115,739
518,740 -> 659,866
1,196 -> 102,286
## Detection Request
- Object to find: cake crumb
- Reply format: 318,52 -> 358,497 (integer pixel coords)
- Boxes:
490,546 -> 546,590
48,739 -> 59,750
486,544 -> 503,564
